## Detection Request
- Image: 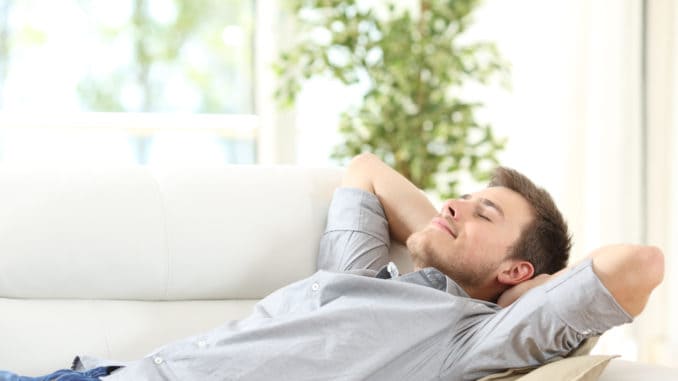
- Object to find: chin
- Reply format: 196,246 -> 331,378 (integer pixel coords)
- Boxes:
406,229 -> 434,269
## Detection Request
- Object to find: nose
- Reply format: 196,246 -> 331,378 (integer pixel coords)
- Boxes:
442,199 -> 457,220
442,198 -> 470,221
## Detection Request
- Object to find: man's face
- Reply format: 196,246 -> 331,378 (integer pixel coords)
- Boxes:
406,186 -> 534,289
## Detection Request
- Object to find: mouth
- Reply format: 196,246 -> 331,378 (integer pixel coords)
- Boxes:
432,216 -> 456,238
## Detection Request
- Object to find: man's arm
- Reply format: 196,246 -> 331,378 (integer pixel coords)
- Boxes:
342,153 -> 437,244
590,244 -> 664,316
498,244 -> 664,317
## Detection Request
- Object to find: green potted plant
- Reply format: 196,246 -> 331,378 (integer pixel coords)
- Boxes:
275,0 -> 509,198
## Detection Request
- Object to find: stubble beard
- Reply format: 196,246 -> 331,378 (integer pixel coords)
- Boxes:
406,229 -> 495,289
406,230 -> 436,270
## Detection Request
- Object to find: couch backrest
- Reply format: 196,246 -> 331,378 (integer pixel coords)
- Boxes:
0,165 -> 350,301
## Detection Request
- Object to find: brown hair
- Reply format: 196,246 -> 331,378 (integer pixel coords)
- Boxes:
489,167 -> 571,275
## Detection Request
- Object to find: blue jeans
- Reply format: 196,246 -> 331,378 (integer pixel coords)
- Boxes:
0,367 -> 117,381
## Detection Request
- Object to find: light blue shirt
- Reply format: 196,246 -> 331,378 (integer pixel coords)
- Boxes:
75,188 -> 632,380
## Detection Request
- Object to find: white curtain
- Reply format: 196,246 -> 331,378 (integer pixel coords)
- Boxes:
644,0 -> 678,366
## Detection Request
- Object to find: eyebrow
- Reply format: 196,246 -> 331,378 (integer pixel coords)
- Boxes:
460,194 -> 505,218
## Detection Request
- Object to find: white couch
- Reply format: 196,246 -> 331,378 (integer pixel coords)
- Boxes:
0,165 -> 676,380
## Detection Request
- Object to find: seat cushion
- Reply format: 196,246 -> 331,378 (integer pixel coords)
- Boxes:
0,298 -> 257,375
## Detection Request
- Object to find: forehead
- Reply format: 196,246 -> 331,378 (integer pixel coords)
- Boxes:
470,186 -> 533,223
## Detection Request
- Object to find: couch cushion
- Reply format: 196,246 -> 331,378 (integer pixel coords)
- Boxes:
478,355 -> 616,381
0,298 -> 257,375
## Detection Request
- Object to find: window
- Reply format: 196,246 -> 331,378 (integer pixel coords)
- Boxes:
0,0 -> 256,164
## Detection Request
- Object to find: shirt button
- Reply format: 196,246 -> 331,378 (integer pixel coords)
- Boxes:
311,282 -> 320,291
197,340 -> 207,348
387,262 -> 400,278
153,356 -> 163,365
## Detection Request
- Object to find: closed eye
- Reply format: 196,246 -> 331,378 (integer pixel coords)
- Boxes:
475,211 -> 492,222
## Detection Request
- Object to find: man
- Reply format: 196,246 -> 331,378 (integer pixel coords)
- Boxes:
0,153 -> 664,380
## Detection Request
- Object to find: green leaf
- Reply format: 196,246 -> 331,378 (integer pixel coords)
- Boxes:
274,0 -> 509,197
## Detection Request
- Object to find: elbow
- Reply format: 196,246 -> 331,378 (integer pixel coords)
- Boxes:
343,152 -> 382,192
592,244 -> 665,317
638,245 -> 664,290
349,152 -> 380,167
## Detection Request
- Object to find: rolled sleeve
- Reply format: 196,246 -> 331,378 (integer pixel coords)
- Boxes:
453,259 -> 633,380
545,258 -> 633,335
317,188 -> 390,272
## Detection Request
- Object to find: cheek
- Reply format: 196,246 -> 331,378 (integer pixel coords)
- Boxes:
460,227 -> 482,251
461,226 -> 497,262
465,225 -> 513,263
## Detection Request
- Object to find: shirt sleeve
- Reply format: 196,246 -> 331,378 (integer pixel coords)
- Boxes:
447,259 -> 633,380
316,187 -> 390,273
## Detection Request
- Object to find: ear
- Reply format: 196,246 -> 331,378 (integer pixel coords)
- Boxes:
497,260 -> 534,286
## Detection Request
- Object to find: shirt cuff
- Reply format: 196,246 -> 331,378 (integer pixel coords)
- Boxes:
545,259 -> 633,336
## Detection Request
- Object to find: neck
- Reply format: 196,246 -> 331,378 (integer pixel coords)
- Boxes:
463,286 -> 500,303
457,277 -> 506,303
412,260 -> 505,303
